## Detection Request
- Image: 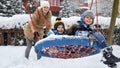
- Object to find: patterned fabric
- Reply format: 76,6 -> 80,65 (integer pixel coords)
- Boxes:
74,21 -> 93,37
42,45 -> 96,59
75,31 -> 89,36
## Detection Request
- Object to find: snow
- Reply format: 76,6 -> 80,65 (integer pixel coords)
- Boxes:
0,14 -> 120,68
0,14 -> 30,29
0,45 -> 120,68
0,14 -> 120,29
35,35 -> 89,46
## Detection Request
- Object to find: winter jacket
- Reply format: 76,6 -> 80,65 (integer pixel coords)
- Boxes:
66,10 -> 94,36
74,10 -> 94,36
66,10 -> 107,49
75,21 -> 93,36
24,7 -> 52,40
66,21 -> 93,36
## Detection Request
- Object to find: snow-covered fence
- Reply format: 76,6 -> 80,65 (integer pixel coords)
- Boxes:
0,28 -> 119,46
0,28 -> 25,46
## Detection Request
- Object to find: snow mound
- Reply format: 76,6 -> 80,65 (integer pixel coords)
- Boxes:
0,45 -> 120,68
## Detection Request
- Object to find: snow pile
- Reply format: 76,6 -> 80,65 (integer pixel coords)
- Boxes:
0,14 -> 30,29
0,45 -> 120,68
0,15 -> 120,29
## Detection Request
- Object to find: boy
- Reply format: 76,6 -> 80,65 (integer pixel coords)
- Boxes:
66,10 -> 107,49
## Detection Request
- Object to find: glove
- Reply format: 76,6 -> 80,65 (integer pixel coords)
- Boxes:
88,33 -> 96,40
34,31 -> 39,37
48,30 -> 55,36
33,32 -> 39,44
49,29 -> 55,35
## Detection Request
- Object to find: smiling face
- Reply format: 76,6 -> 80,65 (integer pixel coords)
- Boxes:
42,6 -> 50,14
57,25 -> 65,34
84,15 -> 93,25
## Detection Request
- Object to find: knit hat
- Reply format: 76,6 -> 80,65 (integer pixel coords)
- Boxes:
83,10 -> 95,19
81,10 -> 95,25
41,1 -> 50,8
54,18 -> 65,30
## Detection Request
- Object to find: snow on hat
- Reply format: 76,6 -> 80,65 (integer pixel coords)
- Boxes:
41,1 -> 50,8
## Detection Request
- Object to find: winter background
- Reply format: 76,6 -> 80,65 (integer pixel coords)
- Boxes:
0,0 -> 120,68
0,14 -> 120,68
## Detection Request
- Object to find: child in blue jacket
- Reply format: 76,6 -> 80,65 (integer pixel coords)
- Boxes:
66,10 -> 108,49
47,17 -> 65,36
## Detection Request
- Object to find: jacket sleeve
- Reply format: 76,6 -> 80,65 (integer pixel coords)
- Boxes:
47,29 -> 55,36
45,11 -> 52,34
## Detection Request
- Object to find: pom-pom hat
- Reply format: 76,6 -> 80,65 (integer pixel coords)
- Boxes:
54,18 -> 65,30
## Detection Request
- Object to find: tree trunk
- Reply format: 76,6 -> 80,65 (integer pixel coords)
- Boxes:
107,0 -> 119,45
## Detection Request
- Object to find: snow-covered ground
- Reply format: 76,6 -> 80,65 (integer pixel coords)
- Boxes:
0,45 -> 120,68
0,14 -> 120,68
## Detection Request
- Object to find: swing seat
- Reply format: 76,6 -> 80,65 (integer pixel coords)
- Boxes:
35,35 -> 101,59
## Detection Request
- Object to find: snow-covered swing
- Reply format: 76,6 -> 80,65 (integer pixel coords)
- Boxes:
24,0 -> 101,59
35,35 -> 100,59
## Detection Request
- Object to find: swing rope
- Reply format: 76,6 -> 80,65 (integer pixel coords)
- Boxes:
89,0 -> 99,32
23,0 -> 39,40
95,0 -> 99,32
31,0 -> 51,31
89,0 -> 94,10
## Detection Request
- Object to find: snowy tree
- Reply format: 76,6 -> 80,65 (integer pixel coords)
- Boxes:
0,0 -> 39,17
0,0 -> 119,17
91,0 -> 120,17
59,0 -> 76,18
0,0 -> 24,17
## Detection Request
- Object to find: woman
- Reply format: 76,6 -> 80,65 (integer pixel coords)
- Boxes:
24,1 -> 52,59
66,10 -> 108,49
